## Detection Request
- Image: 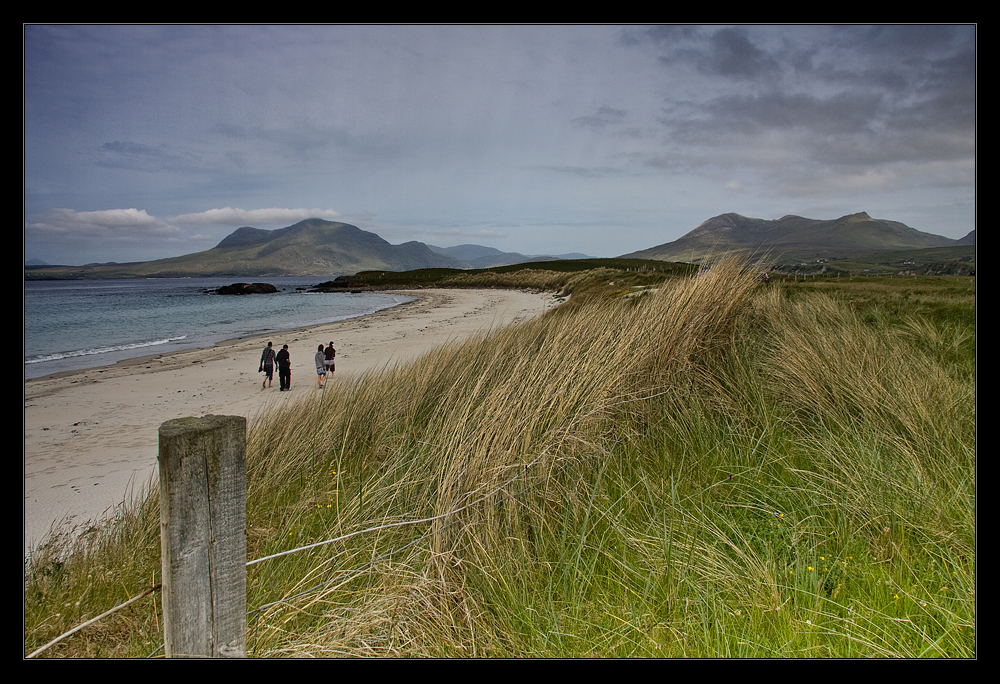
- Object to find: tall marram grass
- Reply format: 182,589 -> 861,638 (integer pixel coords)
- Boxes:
24,265 -> 974,657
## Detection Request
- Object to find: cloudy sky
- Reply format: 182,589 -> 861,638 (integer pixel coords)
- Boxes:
24,25 -> 975,265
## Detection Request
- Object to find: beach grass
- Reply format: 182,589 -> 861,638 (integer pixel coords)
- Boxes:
24,266 -> 975,657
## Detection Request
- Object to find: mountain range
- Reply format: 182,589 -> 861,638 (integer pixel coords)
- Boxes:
426,244 -> 592,269
24,219 -> 589,279
24,213 -> 974,279
624,212 -> 973,266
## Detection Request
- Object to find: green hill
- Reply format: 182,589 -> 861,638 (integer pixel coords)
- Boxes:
625,212 -> 963,267
24,219 -> 464,279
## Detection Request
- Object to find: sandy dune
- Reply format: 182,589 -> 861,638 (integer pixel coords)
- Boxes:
24,288 -> 560,554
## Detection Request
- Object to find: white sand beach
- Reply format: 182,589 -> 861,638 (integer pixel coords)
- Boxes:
24,288 -> 560,554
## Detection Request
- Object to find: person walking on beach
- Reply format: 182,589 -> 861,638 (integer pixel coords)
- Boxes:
276,344 -> 291,391
315,344 -> 328,388
259,341 -> 276,389
324,341 -> 336,381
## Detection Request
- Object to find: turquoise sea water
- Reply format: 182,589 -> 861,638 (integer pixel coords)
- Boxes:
23,277 -> 413,380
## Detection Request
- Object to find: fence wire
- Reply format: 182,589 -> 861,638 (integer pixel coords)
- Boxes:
31,387 -> 677,658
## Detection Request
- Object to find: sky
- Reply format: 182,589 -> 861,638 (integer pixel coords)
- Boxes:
24,25 -> 976,265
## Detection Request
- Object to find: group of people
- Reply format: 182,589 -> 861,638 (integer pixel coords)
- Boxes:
259,340 -> 335,391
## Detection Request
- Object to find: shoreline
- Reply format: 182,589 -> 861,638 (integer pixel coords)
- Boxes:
24,288 -> 559,555
24,291 -> 422,386
23,285 -> 418,382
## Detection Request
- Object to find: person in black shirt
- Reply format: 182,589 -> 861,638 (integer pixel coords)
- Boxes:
324,341 -> 336,380
276,344 -> 291,391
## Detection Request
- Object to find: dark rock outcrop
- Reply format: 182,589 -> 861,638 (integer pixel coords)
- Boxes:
212,282 -> 279,295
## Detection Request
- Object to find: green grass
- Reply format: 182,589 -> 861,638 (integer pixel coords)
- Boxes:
317,258 -> 696,292
24,267 -> 975,657
785,245 -> 975,277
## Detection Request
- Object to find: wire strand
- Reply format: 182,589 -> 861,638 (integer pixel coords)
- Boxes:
27,584 -> 162,659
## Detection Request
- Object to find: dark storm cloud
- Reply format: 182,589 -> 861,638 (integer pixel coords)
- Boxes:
24,26 -> 975,264
633,26 -> 781,81
629,25 -> 974,103
693,27 -> 781,80
628,26 -> 974,173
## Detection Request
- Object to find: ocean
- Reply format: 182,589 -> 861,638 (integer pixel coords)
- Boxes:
23,277 -> 414,380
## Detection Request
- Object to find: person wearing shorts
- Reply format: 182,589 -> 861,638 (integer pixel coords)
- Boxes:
315,344 -> 328,388
259,341 -> 275,389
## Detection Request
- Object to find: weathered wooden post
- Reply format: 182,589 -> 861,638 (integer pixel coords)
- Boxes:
158,415 -> 247,658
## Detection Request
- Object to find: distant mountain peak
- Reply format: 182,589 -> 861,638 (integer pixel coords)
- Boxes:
213,226 -> 272,250
623,211 -> 959,264
691,213 -> 746,234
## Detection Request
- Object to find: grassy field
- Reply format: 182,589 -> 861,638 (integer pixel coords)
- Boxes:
766,246 -> 975,276
314,257 -> 697,292
24,266 -> 975,657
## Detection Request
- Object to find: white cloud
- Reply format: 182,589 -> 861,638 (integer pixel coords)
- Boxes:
170,207 -> 340,226
25,208 -> 180,238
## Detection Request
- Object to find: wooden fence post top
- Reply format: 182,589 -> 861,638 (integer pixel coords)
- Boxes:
159,414 -> 246,438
